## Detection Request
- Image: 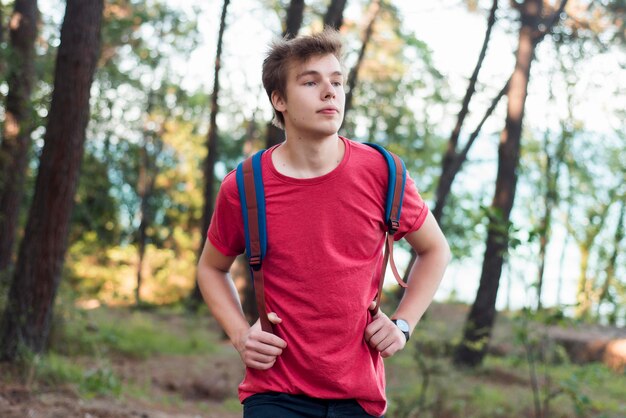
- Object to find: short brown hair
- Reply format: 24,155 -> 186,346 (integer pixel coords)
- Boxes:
262,29 -> 344,129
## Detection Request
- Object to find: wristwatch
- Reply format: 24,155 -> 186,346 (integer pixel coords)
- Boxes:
392,318 -> 410,342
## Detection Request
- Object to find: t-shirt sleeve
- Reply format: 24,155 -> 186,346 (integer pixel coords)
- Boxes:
393,171 -> 429,241
207,171 -> 246,257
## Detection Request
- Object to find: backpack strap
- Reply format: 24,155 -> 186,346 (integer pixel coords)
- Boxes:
235,144 -> 409,330
236,150 -> 273,333
364,143 -> 408,315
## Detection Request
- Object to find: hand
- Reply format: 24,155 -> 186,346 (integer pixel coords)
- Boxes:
364,301 -> 406,358
234,312 -> 287,370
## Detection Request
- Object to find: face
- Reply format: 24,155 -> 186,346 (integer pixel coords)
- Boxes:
272,54 -> 346,139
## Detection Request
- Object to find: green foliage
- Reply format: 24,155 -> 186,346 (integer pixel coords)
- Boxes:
49,304 -> 219,359
30,353 -> 122,398
71,150 -> 122,246
385,303 -> 626,418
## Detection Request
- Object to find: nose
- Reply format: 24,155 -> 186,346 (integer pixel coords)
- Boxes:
322,80 -> 336,100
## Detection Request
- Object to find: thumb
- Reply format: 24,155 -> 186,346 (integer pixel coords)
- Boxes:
267,312 -> 282,324
369,300 -> 377,311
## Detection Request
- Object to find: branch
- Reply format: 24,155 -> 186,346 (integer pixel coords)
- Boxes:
533,0 -> 569,45
452,77 -> 510,172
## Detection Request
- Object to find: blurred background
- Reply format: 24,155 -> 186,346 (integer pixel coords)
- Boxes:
0,0 -> 624,417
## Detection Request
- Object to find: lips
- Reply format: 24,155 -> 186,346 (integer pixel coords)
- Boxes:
318,107 -> 339,114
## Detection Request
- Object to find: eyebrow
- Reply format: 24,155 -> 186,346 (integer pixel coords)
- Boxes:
295,70 -> 343,80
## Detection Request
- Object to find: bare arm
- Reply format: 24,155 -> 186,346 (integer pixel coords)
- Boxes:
365,210 -> 450,357
197,239 -> 286,369
393,210 -> 451,329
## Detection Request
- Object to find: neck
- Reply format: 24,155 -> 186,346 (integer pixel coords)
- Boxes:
273,133 -> 344,179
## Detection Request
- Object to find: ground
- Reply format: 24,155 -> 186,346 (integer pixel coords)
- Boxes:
1,302 -> 624,417
1,349 -> 245,417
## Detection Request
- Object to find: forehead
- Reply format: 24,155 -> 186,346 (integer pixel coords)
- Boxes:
288,54 -> 343,79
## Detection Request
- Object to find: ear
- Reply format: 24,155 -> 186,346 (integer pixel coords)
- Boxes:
271,91 -> 287,112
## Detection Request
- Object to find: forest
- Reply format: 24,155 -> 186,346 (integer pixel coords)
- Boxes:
0,0 -> 624,417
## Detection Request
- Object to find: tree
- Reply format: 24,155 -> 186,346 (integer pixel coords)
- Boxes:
135,90 -> 163,305
0,0 -> 39,274
454,0 -> 564,368
401,0 -> 501,282
323,0 -> 347,29
0,0 -> 103,360
284,0 -> 305,38
344,0 -> 381,117
188,0 -> 231,307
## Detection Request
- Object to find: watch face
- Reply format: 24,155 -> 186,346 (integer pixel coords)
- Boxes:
395,319 -> 410,333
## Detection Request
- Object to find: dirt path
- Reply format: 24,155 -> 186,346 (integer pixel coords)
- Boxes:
1,347 -> 245,418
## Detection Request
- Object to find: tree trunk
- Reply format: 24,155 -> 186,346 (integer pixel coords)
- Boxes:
573,196 -> 614,319
453,0 -> 542,368
432,0 -> 498,223
595,201 -> 624,319
401,1 -> 500,284
0,2 -> 4,74
536,136 -> 553,310
0,0 -> 39,274
0,0 -> 103,361
344,0 -> 380,118
266,0 -> 306,149
402,1 -> 567,285
323,0 -> 348,29
189,0 -> 230,307
135,91 -> 160,306
575,245 -> 591,319
283,0 -> 304,39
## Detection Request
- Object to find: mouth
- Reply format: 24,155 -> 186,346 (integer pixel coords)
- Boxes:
318,107 -> 339,115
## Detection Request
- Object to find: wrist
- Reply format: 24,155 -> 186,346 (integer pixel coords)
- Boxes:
230,326 -> 250,353
391,318 -> 410,342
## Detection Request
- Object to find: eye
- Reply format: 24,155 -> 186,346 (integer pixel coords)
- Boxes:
332,81 -> 342,87
303,81 -> 316,86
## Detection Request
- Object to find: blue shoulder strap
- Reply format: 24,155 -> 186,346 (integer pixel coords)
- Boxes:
364,143 -> 407,232
236,149 -> 268,266
235,149 -> 273,333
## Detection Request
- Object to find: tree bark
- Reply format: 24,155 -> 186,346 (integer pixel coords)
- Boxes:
0,0 -> 103,360
283,0 -> 305,39
323,0 -> 348,29
189,0 -> 230,306
344,0 -> 381,118
0,0 -> 39,274
453,0 -> 542,368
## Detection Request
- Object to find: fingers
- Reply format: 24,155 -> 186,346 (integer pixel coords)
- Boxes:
267,311 -> 282,324
238,316 -> 287,370
364,314 -> 406,358
369,300 -> 377,311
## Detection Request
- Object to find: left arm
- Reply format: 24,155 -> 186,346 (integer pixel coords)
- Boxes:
364,210 -> 451,357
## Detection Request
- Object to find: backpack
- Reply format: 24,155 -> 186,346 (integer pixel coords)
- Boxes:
235,143 -> 408,333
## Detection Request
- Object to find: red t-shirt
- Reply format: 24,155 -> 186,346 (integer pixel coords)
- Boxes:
208,136 -> 428,416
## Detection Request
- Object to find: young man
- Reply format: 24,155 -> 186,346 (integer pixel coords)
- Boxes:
197,29 -> 450,418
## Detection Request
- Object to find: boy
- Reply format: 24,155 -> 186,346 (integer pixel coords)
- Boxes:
197,29 -> 450,418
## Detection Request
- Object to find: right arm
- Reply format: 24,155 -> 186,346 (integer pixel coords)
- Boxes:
197,238 -> 286,370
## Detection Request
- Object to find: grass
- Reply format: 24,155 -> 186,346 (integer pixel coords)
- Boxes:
384,308 -> 626,418
30,353 -> 122,398
2,303 -> 227,411
3,302 -> 624,418
48,303 -> 221,359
